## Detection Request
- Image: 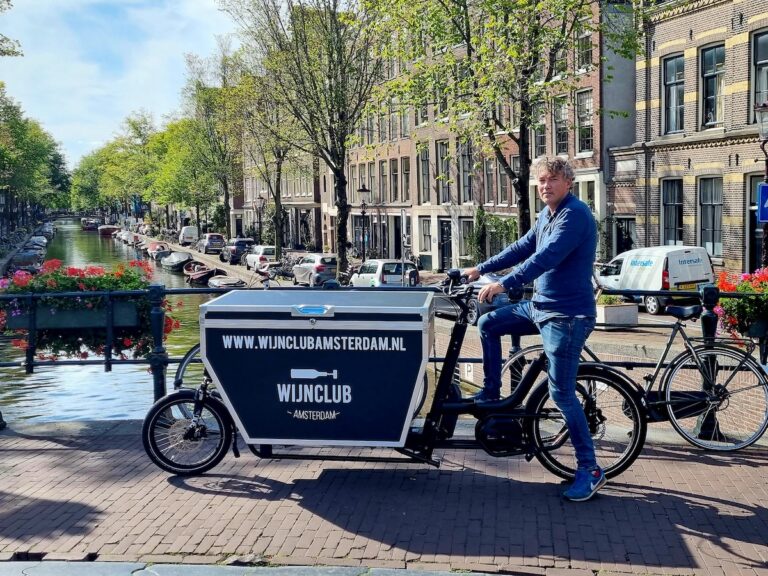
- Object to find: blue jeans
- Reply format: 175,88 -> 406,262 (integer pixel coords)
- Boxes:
477,301 -> 598,470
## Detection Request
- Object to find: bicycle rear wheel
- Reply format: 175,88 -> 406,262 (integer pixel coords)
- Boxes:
501,344 -> 593,402
525,369 -> 646,480
142,390 -> 232,475
663,345 -> 768,451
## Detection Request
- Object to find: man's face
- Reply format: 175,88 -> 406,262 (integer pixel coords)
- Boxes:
537,170 -> 572,211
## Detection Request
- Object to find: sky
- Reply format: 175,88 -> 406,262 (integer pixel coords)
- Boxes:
0,0 -> 236,168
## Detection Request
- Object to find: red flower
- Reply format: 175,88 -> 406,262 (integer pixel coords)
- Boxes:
46,278 -> 58,288
12,270 -> 32,288
41,259 -> 63,273
80,351 -> 89,359
122,337 -> 133,347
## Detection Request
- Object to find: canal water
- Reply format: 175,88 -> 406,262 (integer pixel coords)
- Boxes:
0,218 -> 208,423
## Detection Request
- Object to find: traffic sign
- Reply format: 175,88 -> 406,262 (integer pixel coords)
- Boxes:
759,183 -> 768,223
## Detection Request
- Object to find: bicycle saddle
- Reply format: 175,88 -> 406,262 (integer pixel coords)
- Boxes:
665,304 -> 702,320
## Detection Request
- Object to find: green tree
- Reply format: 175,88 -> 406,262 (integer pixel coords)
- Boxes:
148,118 -> 218,234
366,0 -> 644,235
220,0 -> 384,271
0,0 -> 22,57
185,38 -> 243,239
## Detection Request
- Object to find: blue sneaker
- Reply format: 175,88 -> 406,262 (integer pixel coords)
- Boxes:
562,467 -> 606,502
469,389 -> 501,402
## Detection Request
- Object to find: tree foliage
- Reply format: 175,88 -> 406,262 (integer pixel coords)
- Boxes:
220,0 -> 384,270
366,0 -> 644,234
0,0 -> 22,57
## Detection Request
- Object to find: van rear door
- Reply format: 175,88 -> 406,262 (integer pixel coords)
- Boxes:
666,248 -> 714,290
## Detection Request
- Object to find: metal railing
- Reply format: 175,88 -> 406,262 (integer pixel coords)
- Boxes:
0,283 -> 764,427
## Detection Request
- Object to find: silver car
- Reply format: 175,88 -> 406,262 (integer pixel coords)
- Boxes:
291,254 -> 338,286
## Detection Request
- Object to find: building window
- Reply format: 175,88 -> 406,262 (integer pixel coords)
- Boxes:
379,160 -> 387,204
497,158 -> 509,204
533,105 -> 546,157
400,105 -> 410,137
418,147 -> 430,204
576,18 -> 592,70
457,140 -> 473,203
663,55 -> 684,133
390,158 -> 399,202
662,179 -> 683,245
754,32 -> 768,117
366,116 -> 374,145
580,180 -> 595,211
368,161 -> 375,199
378,114 -> 387,143
553,97 -> 568,155
359,163 -> 366,199
509,155 -> 520,206
389,101 -> 398,140
701,45 -> 724,127
419,216 -> 431,252
576,90 -> 593,153
350,165 -> 357,203
459,219 -> 474,261
401,156 -> 411,202
483,158 -> 495,204
436,140 -> 450,203
700,177 -> 723,257
416,101 -> 429,126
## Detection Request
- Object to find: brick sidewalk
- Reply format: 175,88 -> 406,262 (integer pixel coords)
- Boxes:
1,421 -> 767,575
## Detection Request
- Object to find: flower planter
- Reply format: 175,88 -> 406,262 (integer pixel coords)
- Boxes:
595,303 -> 639,330
746,320 -> 768,339
5,301 -> 140,330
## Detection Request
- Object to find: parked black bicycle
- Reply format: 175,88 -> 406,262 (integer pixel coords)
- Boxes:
142,270 -> 647,478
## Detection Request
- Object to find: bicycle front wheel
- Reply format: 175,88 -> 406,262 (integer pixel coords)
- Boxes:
663,345 -> 768,451
525,369 -> 646,480
142,390 -> 232,475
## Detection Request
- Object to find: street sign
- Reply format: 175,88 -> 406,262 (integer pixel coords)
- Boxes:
759,182 -> 768,223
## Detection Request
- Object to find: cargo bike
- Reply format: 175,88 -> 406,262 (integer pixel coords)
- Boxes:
142,271 -> 647,479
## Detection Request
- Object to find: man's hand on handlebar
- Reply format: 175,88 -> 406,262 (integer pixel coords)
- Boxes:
477,281 -> 505,303
463,267 -> 481,282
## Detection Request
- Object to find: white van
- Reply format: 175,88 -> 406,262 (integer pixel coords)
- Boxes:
595,246 -> 714,315
178,225 -> 199,246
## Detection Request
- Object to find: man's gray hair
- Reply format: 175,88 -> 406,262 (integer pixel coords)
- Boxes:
532,156 -> 575,181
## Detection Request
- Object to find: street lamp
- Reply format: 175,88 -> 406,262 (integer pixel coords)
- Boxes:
756,102 -> 768,268
256,194 -> 267,244
357,184 -> 371,261
756,101 -> 768,182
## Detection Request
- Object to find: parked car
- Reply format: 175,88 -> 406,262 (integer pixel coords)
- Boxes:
195,233 -> 226,254
433,272 -> 522,326
594,245 -> 715,315
244,245 -> 277,270
219,238 -> 255,264
291,253 -> 338,286
349,259 -> 420,287
178,225 -> 199,246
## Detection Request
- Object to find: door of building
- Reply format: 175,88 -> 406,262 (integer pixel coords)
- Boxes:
393,217 -> 402,259
438,219 -> 452,271
749,175 -> 765,272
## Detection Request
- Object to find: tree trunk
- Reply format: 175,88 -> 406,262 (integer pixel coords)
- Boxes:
221,178 -> 231,239
195,203 -> 201,237
274,161 -> 284,259
334,167 -> 349,274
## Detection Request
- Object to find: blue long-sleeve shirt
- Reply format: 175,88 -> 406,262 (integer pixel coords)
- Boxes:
476,192 -> 597,318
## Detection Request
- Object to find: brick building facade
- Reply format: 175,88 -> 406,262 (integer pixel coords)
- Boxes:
608,0 -> 768,273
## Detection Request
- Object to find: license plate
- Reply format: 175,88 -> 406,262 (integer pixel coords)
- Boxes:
677,282 -> 696,290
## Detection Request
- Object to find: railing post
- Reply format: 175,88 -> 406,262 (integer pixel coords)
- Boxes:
699,283 -> 719,345
147,284 -> 168,401
697,283 -> 724,441
25,293 -> 36,374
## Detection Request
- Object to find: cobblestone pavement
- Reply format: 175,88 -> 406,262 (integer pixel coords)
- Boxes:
1,419 -> 767,576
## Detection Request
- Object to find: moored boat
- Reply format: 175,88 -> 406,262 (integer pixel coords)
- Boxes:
208,275 -> 246,289
160,251 -> 193,271
146,241 -> 172,261
183,261 -> 226,285
98,224 -> 120,237
80,217 -> 100,231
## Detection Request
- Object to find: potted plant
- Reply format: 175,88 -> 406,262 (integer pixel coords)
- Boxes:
0,259 -> 180,360
595,294 -> 638,330
715,270 -> 768,340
